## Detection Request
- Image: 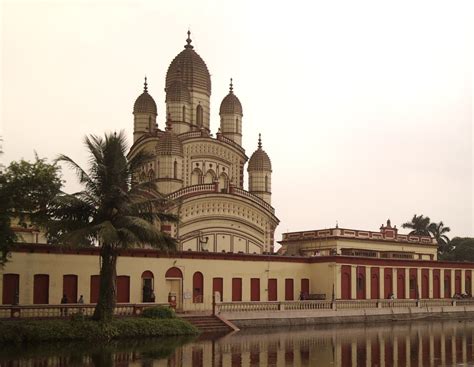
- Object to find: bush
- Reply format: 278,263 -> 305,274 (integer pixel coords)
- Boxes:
141,306 -> 175,319
0,317 -> 198,344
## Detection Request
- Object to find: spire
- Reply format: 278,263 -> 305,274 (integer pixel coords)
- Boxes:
258,133 -> 262,149
144,76 -> 148,92
184,30 -> 194,49
229,78 -> 234,93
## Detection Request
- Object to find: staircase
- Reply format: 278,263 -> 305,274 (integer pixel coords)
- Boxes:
180,314 -> 235,333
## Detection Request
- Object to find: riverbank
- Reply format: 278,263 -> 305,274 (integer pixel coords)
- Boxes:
0,317 -> 199,344
222,304 -> 474,329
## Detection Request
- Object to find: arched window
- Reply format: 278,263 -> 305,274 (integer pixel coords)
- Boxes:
139,172 -> 146,182
173,161 -> 178,179
203,169 -> 216,184
193,272 -> 204,303
196,105 -> 203,127
191,168 -> 202,185
265,175 -> 269,192
182,105 -> 186,123
218,172 -> 228,192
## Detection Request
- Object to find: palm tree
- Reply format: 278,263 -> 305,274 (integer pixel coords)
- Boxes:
402,214 -> 431,236
48,132 -> 177,322
429,221 -> 451,256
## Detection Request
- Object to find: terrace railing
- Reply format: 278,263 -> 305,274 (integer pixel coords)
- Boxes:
0,303 -> 168,320
216,298 -> 474,314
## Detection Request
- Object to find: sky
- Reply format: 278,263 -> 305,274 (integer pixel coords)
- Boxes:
1,0 -> 473,243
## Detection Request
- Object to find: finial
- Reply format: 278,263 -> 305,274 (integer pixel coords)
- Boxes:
185,30 -> 193,49
336,220 -> 339,229
144,76 -> 148,92
258,133 -> 262,149
229,78 -> 233,93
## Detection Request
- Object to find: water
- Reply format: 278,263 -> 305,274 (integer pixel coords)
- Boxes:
2,319 -> 474,366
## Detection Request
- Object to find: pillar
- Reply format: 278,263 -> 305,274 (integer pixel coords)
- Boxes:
379,266 -> 385,300
351,265 -> 357,300
429,268 -> 434,299
366,266 -> 371,300
440,269 -> 445,299
461,269 -> 466,294
405,268 -> 410,299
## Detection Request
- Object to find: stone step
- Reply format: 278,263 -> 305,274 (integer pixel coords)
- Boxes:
179,315 -> 233,333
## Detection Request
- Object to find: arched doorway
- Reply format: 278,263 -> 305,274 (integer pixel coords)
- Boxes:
203,169 -> 216,184
191,168 -> 202,185
165,267 -> 183,310
218,172 -> 228,192
142,271 -> 155,303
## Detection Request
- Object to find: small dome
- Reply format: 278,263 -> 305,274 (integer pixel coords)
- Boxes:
166,78 -> 191,104
133,78 -> 157,115
248,135 -> 272,172
156,119 -> 183,156
219,79 -> 243,115
166,31 -> 211,96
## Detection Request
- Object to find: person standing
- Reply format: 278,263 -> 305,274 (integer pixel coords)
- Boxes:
60,294 -> 68,316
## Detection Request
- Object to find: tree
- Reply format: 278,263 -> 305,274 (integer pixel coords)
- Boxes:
402,214 -> 431,236
0,156 -> 62,266
428,221 -> 451,256
48,132 -> 177,322
440,237 -> 474,262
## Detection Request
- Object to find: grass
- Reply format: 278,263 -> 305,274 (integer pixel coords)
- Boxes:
0,316 -> 199,344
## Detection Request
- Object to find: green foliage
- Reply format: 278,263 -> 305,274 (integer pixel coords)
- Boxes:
402,214 -> 451,257
402,214 -> 431,236
439,237 -> 474,262
0,317 -> 198,344
0,156 -> 62,266
49,131 -> 178,322
141,306 -> 175,319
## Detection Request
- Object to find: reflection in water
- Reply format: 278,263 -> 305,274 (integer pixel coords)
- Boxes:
2,320 -> 474,366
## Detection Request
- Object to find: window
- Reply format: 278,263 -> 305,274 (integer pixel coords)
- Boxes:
182,105 -> 186,122
196,105 -> 203,127
357,276 -> 364,291
173,161 -> 178,179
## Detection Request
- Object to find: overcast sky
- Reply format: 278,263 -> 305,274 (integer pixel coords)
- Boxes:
1,0 -> 473,242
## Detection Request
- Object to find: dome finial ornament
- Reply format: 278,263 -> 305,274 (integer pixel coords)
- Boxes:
185,29 -> 194,49
258,133 -> 262,149
229,78 -> 233,93
144,76 -> 148,92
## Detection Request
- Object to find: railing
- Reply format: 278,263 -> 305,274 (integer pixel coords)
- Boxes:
216,298 -> 474,314
166,184 -> 275,214
167,184 -> 216,200
336,300 -> 379,309
231,187 -> 275,214
0,303 -> 169,320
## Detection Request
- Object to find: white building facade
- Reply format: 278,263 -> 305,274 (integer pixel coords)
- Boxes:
128,32 -> 279,254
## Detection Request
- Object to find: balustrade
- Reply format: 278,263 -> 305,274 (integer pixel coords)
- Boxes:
0,303 -> 168,320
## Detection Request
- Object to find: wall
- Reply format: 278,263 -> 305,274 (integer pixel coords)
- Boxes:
0,248 -> 311,311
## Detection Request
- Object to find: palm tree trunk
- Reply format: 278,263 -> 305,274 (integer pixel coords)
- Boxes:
92,245 -> 117,322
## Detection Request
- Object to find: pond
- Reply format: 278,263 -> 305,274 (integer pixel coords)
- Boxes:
2,319 -> 474,366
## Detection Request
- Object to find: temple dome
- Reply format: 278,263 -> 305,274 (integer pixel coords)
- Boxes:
156,120 -> 183,156
133,78 -> 157,115
166,78 -> 191,104
248,135 -> 272,172
165,31 -> 211,96
219,79 -> 243,115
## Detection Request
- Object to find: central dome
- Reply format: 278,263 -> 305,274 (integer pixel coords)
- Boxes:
165,32 -> 211,96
